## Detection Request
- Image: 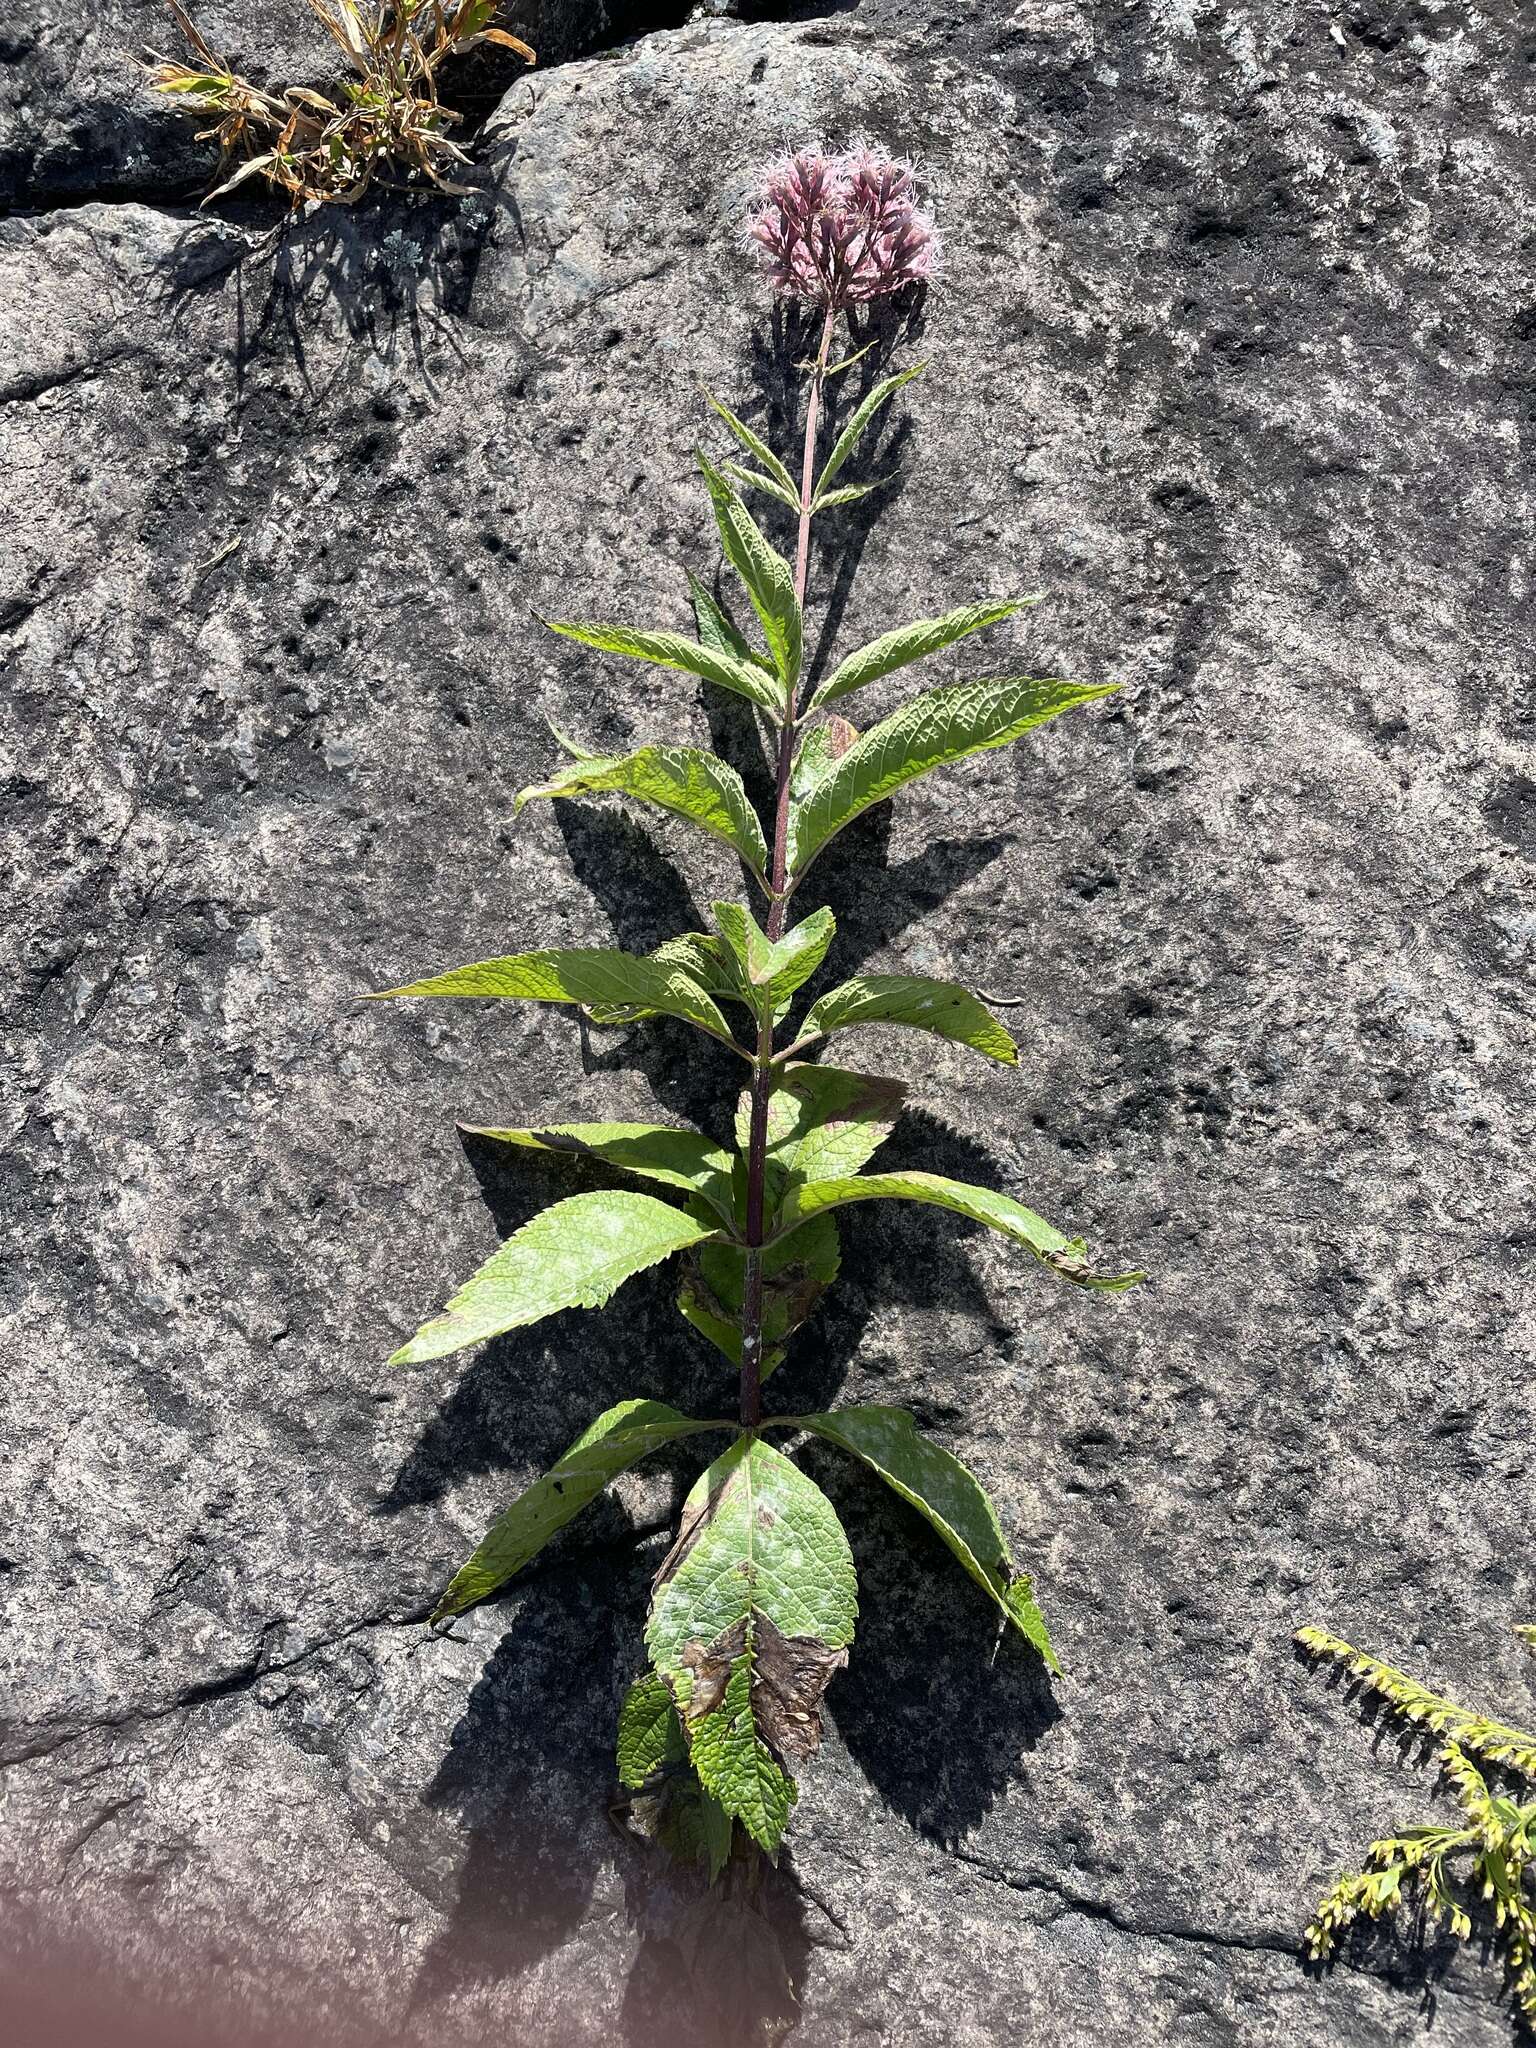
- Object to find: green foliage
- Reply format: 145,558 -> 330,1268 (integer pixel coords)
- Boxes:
786,675 -> 1120,874
1298,1625 -> 1536,2022
617,1671 -> 687,1789
1297,1627 -> 1536,1777
808,597 -> 1041,712
712,902 -> 836,1014
772,1172 -> 1144,1291
697,456 -> 801,691
676,1211 -> 841,1376
371,945 -> 740,1048
545,619 -> 784,716
798,972 -> 1018,1064
373,281 -> 1140,1883
790,715 -> 859,797
147,0 -> 535,208
785,1407 -> 1058,1668
689,572 -> 767,671
433,1401 -> 719,1622
811,363 -> 926,509
460,1121 -> 737,1224
390,1191 -> 718,1366
515,742 -> 771,882
747,1064 -> 907,1199
701,389 -> 799,500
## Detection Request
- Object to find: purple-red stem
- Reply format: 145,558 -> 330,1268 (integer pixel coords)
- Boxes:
738,304 -> 838,1430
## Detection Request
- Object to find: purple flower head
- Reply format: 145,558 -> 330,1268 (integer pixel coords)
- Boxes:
745,143 -> 940,309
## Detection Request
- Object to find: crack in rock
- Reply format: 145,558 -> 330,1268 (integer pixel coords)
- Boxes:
948,1845 -> 1300,1961
947,1847 -> 1505,2014
0,1606 -> 432,1774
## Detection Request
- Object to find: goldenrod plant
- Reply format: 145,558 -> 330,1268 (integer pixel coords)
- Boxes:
372,149 -> 1141,1874
146,0 -> 534,205
1298,1624 -> 1536,2023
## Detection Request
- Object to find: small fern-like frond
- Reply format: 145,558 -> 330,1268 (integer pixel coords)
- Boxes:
1296,1625 -> 1536,1777
1297,1628 -> 1536,2022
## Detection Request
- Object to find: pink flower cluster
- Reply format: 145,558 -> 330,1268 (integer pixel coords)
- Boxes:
745,145 -> 940,309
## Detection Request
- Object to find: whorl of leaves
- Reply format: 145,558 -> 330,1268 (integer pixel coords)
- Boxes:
370,275 -> 1139,1874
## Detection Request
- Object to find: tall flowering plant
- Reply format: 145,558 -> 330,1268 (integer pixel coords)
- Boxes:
372,148 -> 1141,1874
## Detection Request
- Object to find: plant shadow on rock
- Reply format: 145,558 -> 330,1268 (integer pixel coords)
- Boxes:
410,1534 -> 821,2041
155,166 -> 524,397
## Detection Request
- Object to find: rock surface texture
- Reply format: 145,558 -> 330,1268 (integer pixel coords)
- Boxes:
2,2 -> 1534,2043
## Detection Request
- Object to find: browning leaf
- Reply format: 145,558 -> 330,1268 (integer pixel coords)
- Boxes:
675,1613 -> 847,1766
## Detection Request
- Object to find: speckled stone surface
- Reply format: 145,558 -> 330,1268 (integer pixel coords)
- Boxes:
2,4 -> 1533,2042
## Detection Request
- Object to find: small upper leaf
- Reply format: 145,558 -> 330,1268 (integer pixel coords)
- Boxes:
811,363 -> 926,509
545,618 -> 783,716
460,1120 -> 736,1225
515,742 -> 770,881
392,1190 -> 719,1367
433,1399 -> 719,1622
721,462 -> 802,514
808,597 -> 1041,712
698,454 -> 801,692
712,902 -> 836,1014
703,387 -> 797,496
787,1406 -> 1058,1669
790,716 -> 859,800
738,1064 -> 908,1202
371,946 -> 737,1047
787,675 -> 1119,874
771,1172 -> 1143,1291
799,973 -> 1018,1065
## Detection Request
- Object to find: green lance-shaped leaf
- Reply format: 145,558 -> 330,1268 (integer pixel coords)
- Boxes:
712,902 -> 835,1014
787,675 -> 1120,875
646,1435 -> 858,1852
737,1064 -> 908,1204
811,362 -> 926,510
770,1172 -> 1144,1292
544,618 -> 784,717
798,973 -> 1018,1066
721,462 -> 802,515
515,742 -> 770,883
370,947 -> 737,1048
808,596 -> 1043,713
786,1406 -> 1059,1670
790,716 -> 859,800
433,1399 -> 720,1622
392,1190 -> 720,1367
676,1211 -> 841,1377
703,387 -> 798,498
459,1120 -> 737,1226
698,453 -> 802,693
688,571 -> 770,673
810,480 -> 889,510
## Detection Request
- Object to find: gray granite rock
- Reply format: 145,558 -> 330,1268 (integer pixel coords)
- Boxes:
2,4 -> 1533,2043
